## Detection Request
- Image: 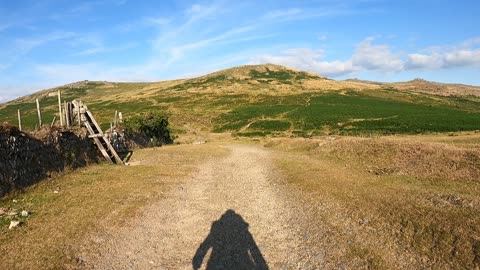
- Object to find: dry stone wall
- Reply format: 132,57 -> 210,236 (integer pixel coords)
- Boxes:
0,123 -> 100,196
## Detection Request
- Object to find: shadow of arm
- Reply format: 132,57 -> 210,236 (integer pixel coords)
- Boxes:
248,233 -> 269,270
192,233 -> 213,270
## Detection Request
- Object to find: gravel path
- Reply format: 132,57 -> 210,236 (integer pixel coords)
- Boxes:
79,145 -> 307,269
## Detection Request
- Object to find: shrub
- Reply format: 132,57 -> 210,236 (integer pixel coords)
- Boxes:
124,111 -> 173,146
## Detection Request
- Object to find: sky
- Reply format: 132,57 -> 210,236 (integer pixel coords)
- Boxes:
0,0 -> 479,103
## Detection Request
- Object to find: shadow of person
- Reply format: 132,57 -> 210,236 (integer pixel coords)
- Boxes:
192,209 -> 269,270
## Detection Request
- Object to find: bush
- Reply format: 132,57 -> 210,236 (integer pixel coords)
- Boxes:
124,112 -> 173,146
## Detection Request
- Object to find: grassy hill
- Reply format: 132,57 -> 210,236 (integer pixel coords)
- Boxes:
1,64 -> 480,137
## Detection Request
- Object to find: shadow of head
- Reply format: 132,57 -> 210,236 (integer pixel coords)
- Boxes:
192,209 -> 269,270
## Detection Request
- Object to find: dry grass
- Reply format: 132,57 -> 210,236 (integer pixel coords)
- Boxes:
0,144 -> 227,270
391,79 -> 480,96
266,135 -> 480,182
265,136 -> 480,269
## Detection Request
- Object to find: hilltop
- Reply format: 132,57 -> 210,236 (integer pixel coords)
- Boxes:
1,64 -> 480,138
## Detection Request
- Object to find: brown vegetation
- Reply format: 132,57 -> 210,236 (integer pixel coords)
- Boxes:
265,135 -> 480,182
265,136 -> 480,268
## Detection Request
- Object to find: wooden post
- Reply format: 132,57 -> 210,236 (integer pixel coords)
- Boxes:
58,90 -> 63,127
64,101 -> 70,127
36,98 -> 42,127
17,109 -> 22,131
77,101 -> 81,126
51,116 -> 56,128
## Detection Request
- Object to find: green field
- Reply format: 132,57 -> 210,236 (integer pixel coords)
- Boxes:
1,65 -> 480,136
214,91 -> 480,135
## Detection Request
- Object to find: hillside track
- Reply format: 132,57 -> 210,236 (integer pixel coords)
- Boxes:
78,145 -> 319,269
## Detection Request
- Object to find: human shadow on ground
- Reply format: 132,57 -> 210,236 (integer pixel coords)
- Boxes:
192,209 -> 269,270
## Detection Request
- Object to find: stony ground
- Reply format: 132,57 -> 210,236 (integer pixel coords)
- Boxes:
77,145 -> 322,269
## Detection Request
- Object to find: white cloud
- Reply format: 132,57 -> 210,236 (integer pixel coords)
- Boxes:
444,49 -> 480,68
352,37 -> 403,71
405,37 -> 480,69
405,53 -> 443,69
252,37 -> 480,78
251,48 -> 356,77
405,46 -> 480,70
252,37 -> 407,77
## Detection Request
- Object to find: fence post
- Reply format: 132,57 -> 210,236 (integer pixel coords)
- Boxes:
51,116 -> 57,128
36,98 -> 42,128
77,101 -> 81,126
17,109 -> 22,131
64,100 -> 70,127
58,90 -> 64,127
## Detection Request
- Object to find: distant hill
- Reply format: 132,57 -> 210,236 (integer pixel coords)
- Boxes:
1,64 -> 480,138
388,78 -> 480,96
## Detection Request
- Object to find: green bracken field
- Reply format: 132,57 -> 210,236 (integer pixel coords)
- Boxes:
1,66 -> 480,136
215,91 -> 480,136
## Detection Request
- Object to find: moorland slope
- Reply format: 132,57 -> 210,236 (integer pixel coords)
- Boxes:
1,64 -> 479,138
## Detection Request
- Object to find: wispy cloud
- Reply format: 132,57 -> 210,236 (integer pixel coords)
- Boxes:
72,34 -> 138,56
75,43 -> 137,56
0,31 -> 76,70
0,22 -> 11,32
117,16 -> 170,32
168,25 -> 256,58
262,8 -> 302,20
258,5 -> 379,24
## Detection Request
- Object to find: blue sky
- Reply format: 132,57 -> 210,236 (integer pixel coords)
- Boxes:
1,0 -> 479,102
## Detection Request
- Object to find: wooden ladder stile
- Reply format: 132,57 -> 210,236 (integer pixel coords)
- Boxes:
74,101 -> 124,165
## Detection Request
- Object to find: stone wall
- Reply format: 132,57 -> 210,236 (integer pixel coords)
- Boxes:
0,123 -> 100,197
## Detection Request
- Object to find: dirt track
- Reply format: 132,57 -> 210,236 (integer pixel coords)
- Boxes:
79,145 -> 317,269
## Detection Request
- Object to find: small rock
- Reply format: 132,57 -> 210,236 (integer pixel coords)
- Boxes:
21,210 -> 29,217
12,199 -> 18,203
326,136 -> 336,141
53,190 -> 59,194
9,220 -> 20,229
